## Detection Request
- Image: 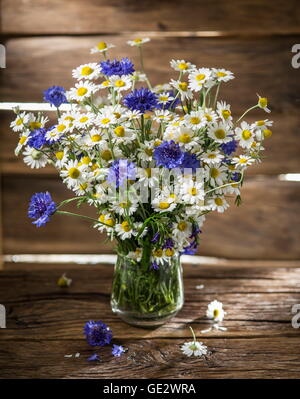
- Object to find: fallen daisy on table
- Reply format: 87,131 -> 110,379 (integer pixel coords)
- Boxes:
206,300 -> 226,322
181,327 -> 208,357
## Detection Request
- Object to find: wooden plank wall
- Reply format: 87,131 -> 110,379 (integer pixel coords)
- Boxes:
0,0 -> 300,260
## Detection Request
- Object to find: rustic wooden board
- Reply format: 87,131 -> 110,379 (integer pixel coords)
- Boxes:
2,110 -> 299,176
0,265 -> 300,378
2,0 -> 300,35
0,35 -> 298,115
2,175 -> 300,259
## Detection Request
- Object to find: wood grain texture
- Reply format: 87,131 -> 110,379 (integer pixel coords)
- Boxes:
2,175 -> 300,259
2,110 -> 299,176
0,264 -> 300,378
0,35 -> 299,115
1,0 -> 300,35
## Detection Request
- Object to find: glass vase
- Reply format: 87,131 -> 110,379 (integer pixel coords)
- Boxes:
111,253 -> 184,328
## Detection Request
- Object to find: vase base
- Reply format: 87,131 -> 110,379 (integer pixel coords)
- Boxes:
112,308 -> 180,329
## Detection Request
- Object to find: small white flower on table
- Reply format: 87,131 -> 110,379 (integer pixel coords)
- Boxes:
202,300 -> 227,333
181,327 -> 208,357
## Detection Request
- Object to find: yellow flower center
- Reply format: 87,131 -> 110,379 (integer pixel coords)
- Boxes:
178,221 -> 187,231
91,134 -> 101,142
145,148 -> 153,156
115,80 -> 125,87
81,66 -> 94,76
133,38 -> 142,43
179,133 -> 191,143
215,198 -> 223,206
178,82 -> 188,91
188,187 -> 197,196
77,87 -> 88,96
256,120 -> 265,126
242,130 -> 252,140
101,118 -> 110,125
263,129 -> 272,138
159,96 -> 169,102
81,156 -> 91,165
217,72 -> 227,77
204,114 -> 212,121
97,42 -> 107,50
207,153 -> 216,159
196,73 -> 206,81
57,124 -> 66,132
165,248 -> 174,257
19,136 -> 27,144
210,168 -> 220,178
190,117 -> 200,125
121,221 -> 131,232
101,80 -> 110,87
145,168 -> 152,178
178,62 -> 188,70
101,149 -> 112,161
214,129 -> 226,139
222,110 -> 231,119
213,309 -> 220,317
29,121 -> 41,130
68,167 -> 80,179
153,249 -> 163,257
99,214 -> 106,223
258,97 -> 268,108
159,202 -> 170,210
79,116 -> 89,123
238,158 -> 247,164
16,118 -> 23,126
55,151 -> 64,160
114,126 -> 125,137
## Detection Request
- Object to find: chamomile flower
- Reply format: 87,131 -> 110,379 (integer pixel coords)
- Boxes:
172,218 -> 193,240
188,68 -> 212,92
206,300 -> 226,322
10,112 -> 30,132
109,75 -> 132,92
137,166 -> 159,188
252,119 -> 273,130
15,130 -> 31,155
152,191 -> 177,213
68,81 -> 99,102
235,121 -> 255,148
115,221 -> 137,239
45,125 -> 65,143
132,71 -> 147,82
127,37 -> 150,47
207,122 -> 232,143
170,59 -> 195,74
213,68 -> 234,83
174,126 -> 196,148
127,248 -> 142,262
72,63 -> 100,80
58,112 -> 77,132
157,91 -> 175,106
54,148 -> 68,168
112,125 -> 136,143
153,109 -> 173,123
201,108 -> 218,124
257,95 -> 271,113
201,150 -> 224,165
170,80 -> 193,100
90,41 -> 115,54
184,111 -> 205,130
208,196 -> 230,213
74,112 -> 95,129
181,327 -> 208,357
99,79 -> 112,89
96,109 -> 117,127
95,212 -> 115,232
232,155 -> 255,168
217,101 -> 233,123
60,160 -> 85,189
205,163 -> 228,187
23,146 -> 48,169
110,198 -> 138,216
180,181 -> 205,205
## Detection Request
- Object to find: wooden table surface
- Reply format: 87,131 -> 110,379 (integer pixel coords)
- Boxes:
0,263 -> 300,379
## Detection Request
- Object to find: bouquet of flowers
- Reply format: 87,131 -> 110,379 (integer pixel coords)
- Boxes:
10,38 -> 272,326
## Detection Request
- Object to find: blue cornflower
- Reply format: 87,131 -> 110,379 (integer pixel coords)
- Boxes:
221,140 -> 237,155
153,140 -> 184,169
150,262 -> 160,270
43,86 -> 67,107
123,88 -> 158,113
28,192 -> 57,227
106,159 -> 136,188
182,240 -> 198,255
180,152 -> 200,172
87,353 -> 100,362
163,238 -> 174,249
231,172 -> 241,182
27,128 -> 48,149
84,320 -> 113,347
112,344 -> 126,357
100,58 -> 134,76
151,232 -> 160,243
